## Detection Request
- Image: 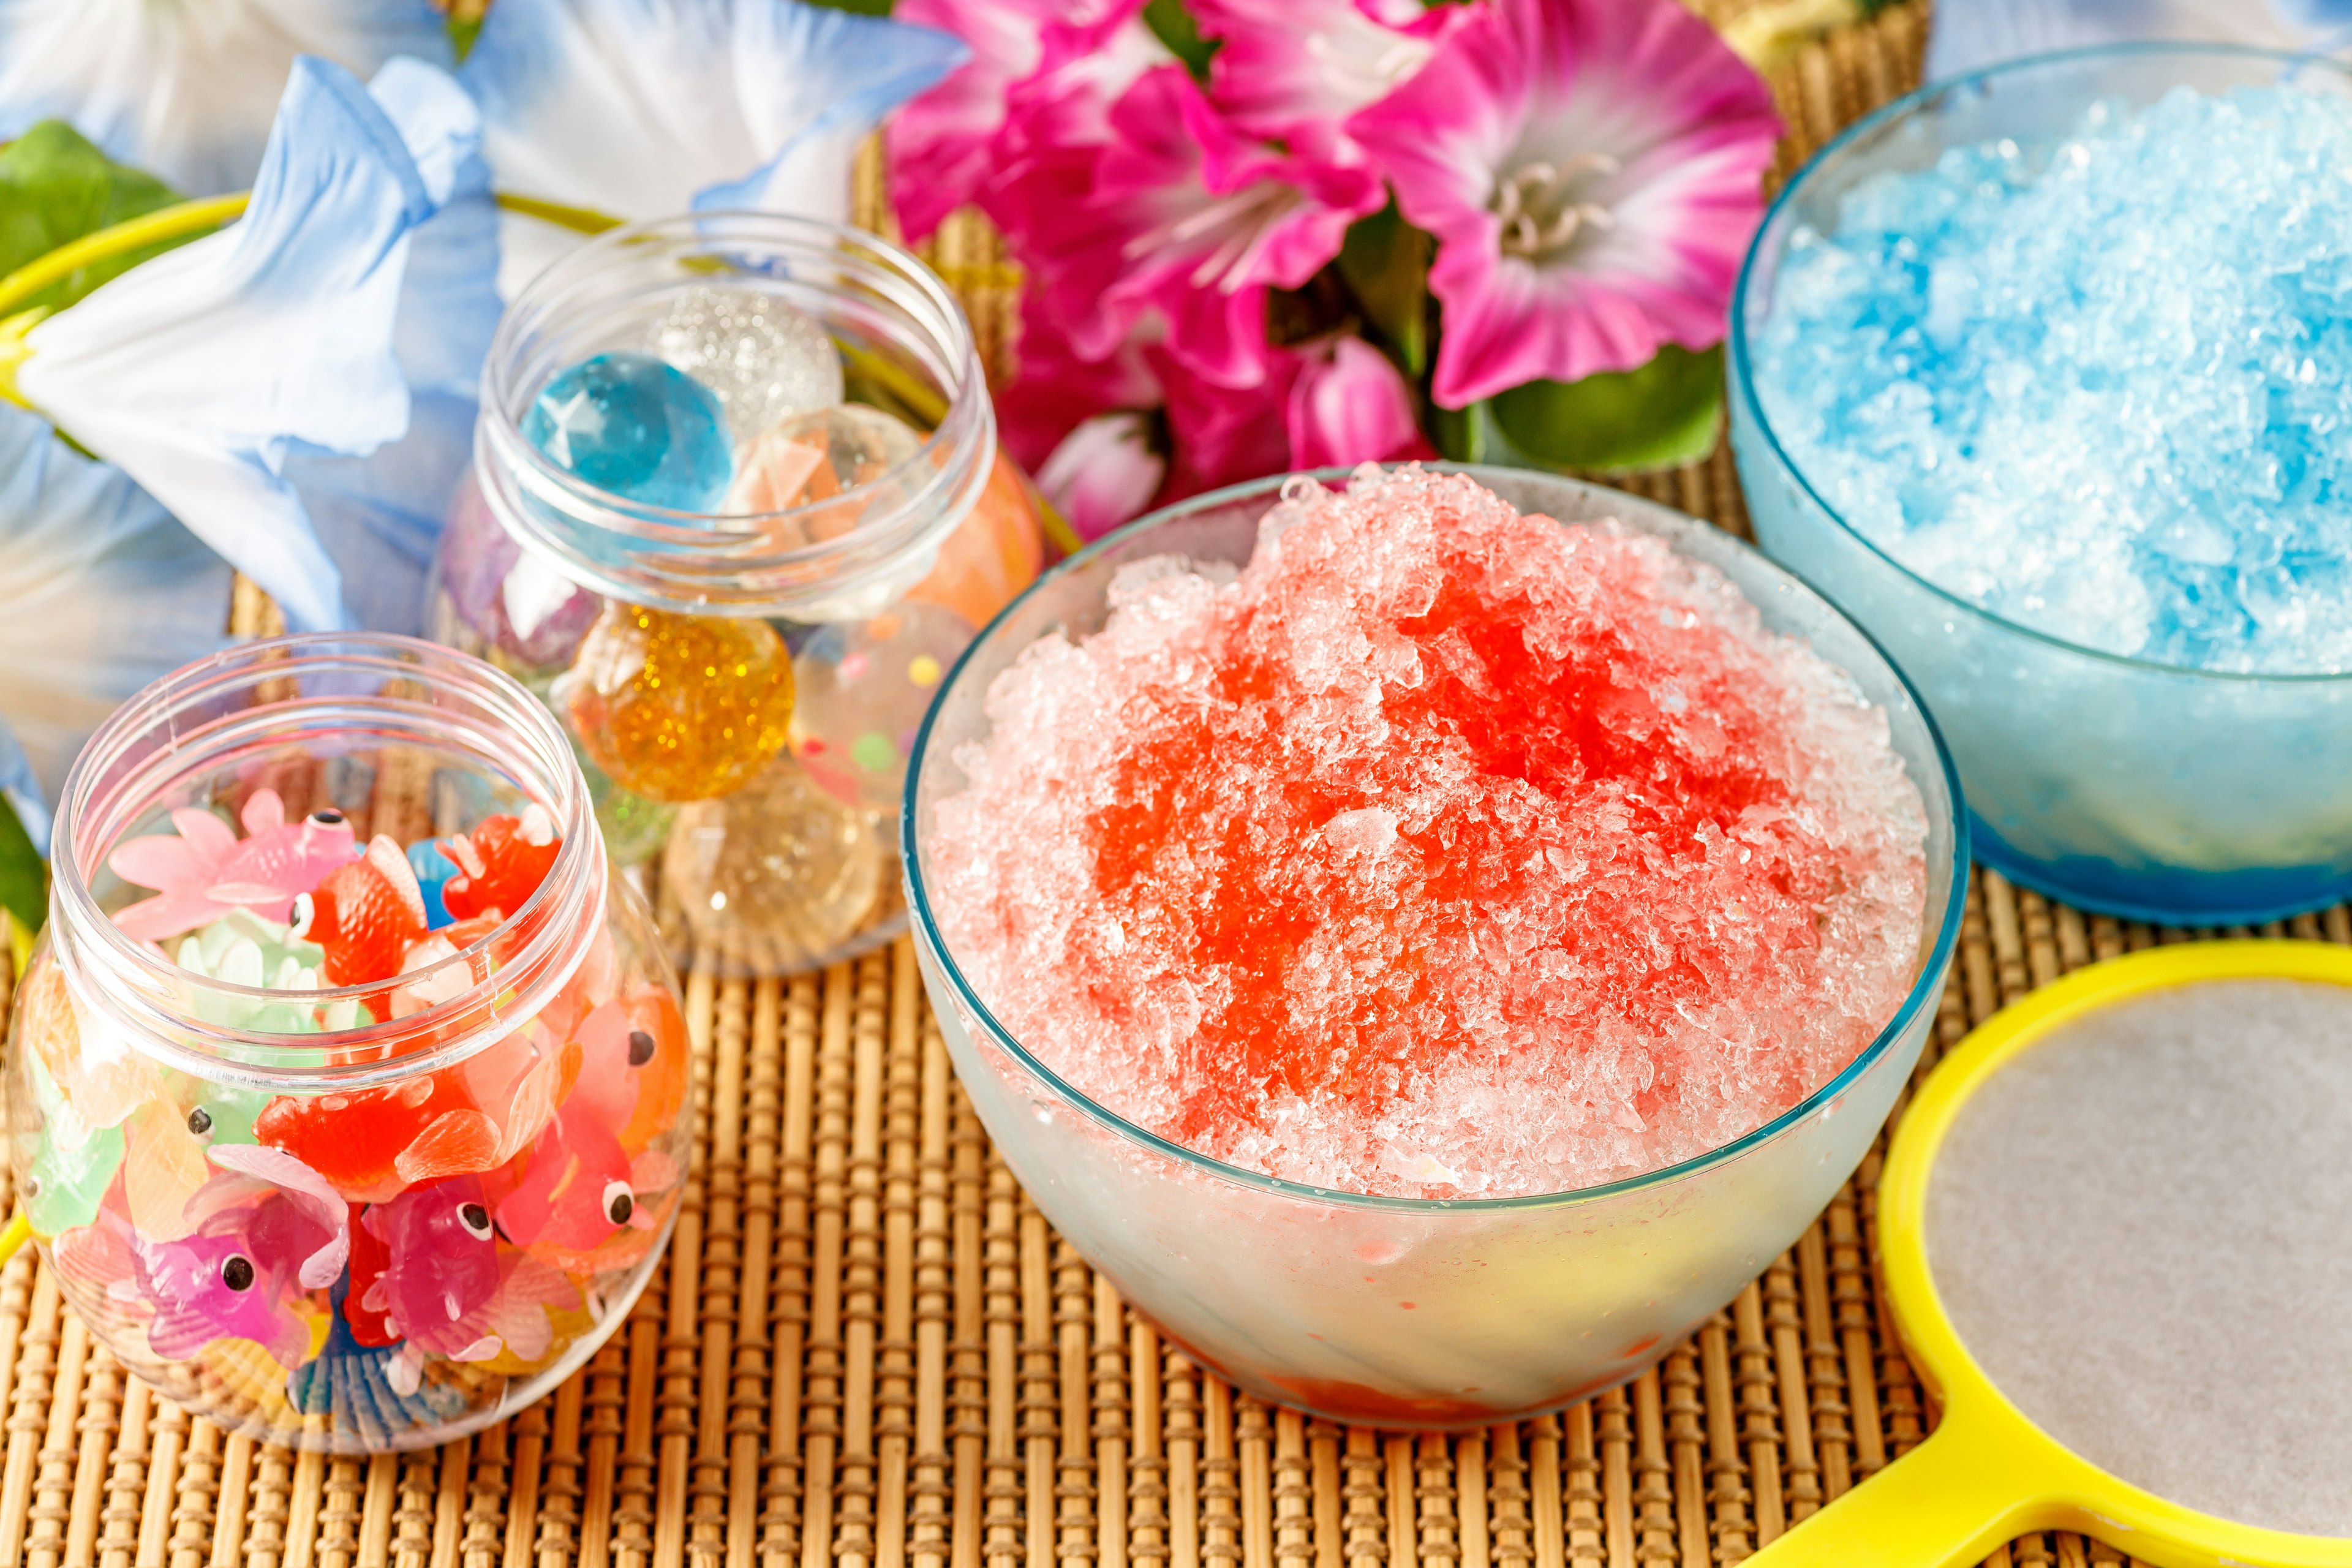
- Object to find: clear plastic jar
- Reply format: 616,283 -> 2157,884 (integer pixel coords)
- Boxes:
427,213 -> 1054,976
5,635 -> 692,1452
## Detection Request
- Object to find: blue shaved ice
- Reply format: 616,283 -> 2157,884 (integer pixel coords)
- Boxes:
1754,84 -> 2352,674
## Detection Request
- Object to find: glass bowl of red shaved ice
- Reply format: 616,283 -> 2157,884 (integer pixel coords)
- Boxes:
905,465 -> 1964,1428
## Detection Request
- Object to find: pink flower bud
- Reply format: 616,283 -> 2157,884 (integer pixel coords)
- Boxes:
1036,412 -> 1167,541
1286,338 -> 1433,469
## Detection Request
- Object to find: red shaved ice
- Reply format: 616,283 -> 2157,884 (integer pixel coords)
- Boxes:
925,469 -> 1928,1198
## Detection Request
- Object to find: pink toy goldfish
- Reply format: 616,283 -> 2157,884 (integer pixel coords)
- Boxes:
132,1209 -> 323,1366
100,1147 -> 349,1369
361,1175 -> 502,1357
363,1175 -> 575,1394
564,1000 -> 642,1132
110,789 -> 360,941
564,989 -> 688,1154
379,1251 -> 573,1396
488,1099 -> 636,1254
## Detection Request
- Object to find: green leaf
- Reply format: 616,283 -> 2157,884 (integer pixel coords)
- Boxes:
1144,0 -> 1219,83
1486,344 -> 1725,474
0,122 -> 187,314
1428,401 -> 1484,464
0,790 -> 45,939
1335,203 -> 1430,375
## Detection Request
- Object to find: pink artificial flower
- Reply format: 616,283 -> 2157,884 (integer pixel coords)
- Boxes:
1193,0 -> 1453,142
998,289 -> 1163,472
1031,65 -> 1383,389
1155,340 -> 1297,500
887,0 -> 1134,241
995,1 -> 1165,172
1154,331 -> 1435,500
1351,0 -> 1780,408
930,0 -> 1170,375
973,2 -> 1169,287
1286,337 -> 1436,469
1035,413 -> 1169,540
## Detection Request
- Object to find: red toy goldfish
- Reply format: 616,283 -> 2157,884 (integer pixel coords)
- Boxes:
440,805 -> 561,922
293,834 -> 428,986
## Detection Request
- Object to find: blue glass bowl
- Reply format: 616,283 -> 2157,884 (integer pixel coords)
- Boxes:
1731,43 -> 2352,925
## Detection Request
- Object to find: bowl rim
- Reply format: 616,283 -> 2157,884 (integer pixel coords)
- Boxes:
1727,39 -> 2352,687
900,462 -> 1970,1213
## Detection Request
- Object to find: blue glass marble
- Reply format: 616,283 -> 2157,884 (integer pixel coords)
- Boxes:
522,352 -> 734,513
407,838 -> 458,930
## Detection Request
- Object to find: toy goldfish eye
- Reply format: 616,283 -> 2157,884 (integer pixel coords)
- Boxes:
309,809 -> 346,826
602,1182 -> 635,1226
289,894 -> 315,939
23,1175 -> 40,1199
458,1202 -> 493,1240
222,1256 -> 255,1292
187,1107 -> 213,1136
627,1030 -> 656,1067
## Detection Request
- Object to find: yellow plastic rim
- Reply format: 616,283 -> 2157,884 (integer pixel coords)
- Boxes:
1747,940 -> 2352,1568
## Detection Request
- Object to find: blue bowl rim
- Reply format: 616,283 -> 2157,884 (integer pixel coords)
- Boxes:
1727,39 -> 2352,687
899,462 -> 1970,1214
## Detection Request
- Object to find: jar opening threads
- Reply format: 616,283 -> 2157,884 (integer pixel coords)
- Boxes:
473,213 -> 995,621
47,635 -> 606,1090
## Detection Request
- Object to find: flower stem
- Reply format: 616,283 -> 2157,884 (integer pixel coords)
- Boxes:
0,1213 -> 29,1270
0,189 -> 633,328
0,193 -> 250,318
495,192 -> 626,237
0,306 -> 48,411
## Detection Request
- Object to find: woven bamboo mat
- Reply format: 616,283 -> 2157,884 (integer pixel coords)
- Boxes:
0,6 -> 2318,1566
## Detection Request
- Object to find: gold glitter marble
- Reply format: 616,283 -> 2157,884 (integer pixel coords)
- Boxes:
558,603 -> 795,803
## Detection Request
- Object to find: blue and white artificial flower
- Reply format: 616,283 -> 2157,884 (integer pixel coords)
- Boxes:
0,401 -> 234,804
9,54 -> 497,638
0,0 -> 454,196
461,0 -> 968,295
0,710 -> 51,856
287,56 -> 503,633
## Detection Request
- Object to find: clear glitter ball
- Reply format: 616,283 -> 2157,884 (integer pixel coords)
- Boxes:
649,286 -> 845,443
790,599 -> 978,811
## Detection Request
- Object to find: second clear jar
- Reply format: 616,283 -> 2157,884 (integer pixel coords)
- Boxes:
428,214 -> 1053,976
